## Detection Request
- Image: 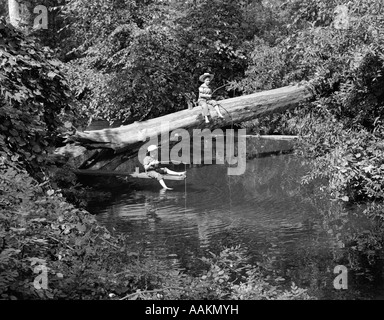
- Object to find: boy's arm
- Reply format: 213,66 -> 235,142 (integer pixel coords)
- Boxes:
144,157 -> 159,170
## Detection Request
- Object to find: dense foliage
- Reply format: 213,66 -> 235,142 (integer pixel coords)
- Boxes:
243,0 -> 384,273
235,0 -> 384,193
0,16 -> 73,176
60,0 -> 278,123
228,0 -> 384,289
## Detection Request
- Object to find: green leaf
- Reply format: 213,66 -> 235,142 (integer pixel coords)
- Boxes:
47,71 -> 57,78
49,60 -> 61,66
64,121 -> 72,129
32,144 -> 41,153
76,223 -> 86,233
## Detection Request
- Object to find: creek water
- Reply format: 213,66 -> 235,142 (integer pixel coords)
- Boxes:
84,138 -> 384,300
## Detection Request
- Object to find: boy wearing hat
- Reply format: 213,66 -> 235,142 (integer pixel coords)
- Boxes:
143,145 -> 186,190
198,73 -> 225,123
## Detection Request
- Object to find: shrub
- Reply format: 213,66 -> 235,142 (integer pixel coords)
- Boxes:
0,17 -> 74,177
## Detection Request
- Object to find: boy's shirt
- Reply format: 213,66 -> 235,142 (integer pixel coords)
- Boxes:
198,83 -> 212,101
143,155 -> 157,171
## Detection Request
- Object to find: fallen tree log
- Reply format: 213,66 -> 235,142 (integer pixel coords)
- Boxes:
74,167 -> 186,181
68,84 -> 313,152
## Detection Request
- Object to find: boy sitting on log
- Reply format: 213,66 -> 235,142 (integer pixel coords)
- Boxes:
197,72 -> 225,123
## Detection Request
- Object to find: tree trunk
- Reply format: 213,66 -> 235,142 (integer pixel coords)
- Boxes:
8,0 -> 20,28
8,0 -> 34,30
69,84 -> 313,152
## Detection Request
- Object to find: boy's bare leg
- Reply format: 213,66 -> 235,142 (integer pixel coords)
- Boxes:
215,105 -> 224,118
159,179 -> 173,190
200,101 -> 210,123
164,168 -> 186,176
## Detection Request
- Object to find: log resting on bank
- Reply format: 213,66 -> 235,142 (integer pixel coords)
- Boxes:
69,84 -> 313,152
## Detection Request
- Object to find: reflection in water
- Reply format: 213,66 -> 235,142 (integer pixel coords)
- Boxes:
86,154 -> 384,299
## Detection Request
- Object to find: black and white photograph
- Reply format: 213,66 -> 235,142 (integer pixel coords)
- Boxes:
1,0 -> 383,305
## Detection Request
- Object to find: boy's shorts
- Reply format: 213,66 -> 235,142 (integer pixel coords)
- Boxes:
146,168 -> 167,181
198,99 -> 218,106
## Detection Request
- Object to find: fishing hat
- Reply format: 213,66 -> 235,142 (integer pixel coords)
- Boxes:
199,73 -> 214,82
147,145 -> 158,152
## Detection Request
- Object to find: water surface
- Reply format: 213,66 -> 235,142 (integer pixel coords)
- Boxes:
86,153 -> 384,299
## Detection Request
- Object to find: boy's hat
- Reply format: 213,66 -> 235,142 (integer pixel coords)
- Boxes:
199,73 -> 214,82
147,145 -> 158,152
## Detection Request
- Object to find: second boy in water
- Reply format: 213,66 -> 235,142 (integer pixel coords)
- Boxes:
143,145 -> 186,190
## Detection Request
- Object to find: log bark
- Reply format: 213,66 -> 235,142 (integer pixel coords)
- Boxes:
69,84 -> 313,152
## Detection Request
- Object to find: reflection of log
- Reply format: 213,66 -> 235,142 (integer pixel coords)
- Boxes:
245,135 -> 297,158
246,135 -> 298,140
69,85 -> 313,152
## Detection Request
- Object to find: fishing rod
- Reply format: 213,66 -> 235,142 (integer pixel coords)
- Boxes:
159,160 -> 187,164
212,83 -> 230,95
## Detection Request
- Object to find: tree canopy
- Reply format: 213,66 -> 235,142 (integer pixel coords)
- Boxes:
59,0 -> 277,123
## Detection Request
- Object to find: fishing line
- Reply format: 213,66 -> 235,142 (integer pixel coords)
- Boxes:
218,104 -> 234,130
228,171 -> 232,215
212,82 -> 234,129
211,83 -> 228,95
184,162 -> 187,214
214,86 -> 234,215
